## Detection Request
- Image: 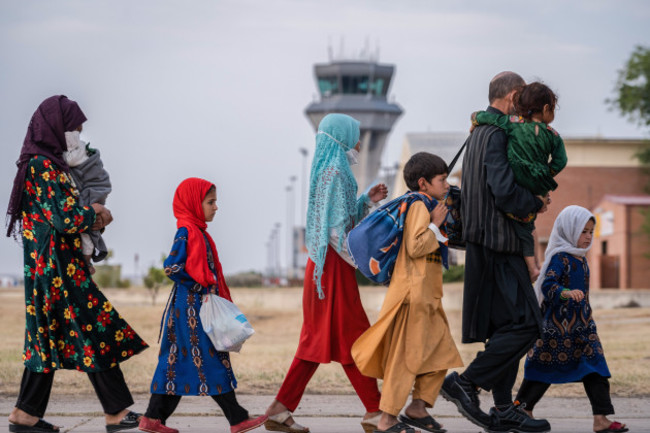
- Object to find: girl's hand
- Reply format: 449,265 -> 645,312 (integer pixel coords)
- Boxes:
369,183 -> 388,203
430,201 -> 448,227
563,289 -> 585,302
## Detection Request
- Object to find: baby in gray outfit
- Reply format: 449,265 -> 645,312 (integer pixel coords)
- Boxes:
63,130 -> 112,274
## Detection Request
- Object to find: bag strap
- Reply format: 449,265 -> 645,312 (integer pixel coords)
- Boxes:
448,137 -> 469,172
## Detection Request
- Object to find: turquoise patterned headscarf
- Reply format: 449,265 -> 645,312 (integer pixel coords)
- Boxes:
306,113 -> 360,299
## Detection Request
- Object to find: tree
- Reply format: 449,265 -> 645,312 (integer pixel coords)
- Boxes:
608,45 -> 650,129
609,46 -> 650,254
143,259 -> 170,305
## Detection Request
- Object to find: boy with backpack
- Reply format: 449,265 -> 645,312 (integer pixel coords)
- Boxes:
351,152 -> 463,433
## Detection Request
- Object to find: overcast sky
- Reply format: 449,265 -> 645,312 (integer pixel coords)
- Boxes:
1,0 -> 648,279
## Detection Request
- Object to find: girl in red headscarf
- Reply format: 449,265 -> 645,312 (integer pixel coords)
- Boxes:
139,178 -> 266,433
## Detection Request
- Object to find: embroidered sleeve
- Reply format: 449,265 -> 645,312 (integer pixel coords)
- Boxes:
541,253 -> 570,304
163,228 -> 200,289
27,156 -> 95,235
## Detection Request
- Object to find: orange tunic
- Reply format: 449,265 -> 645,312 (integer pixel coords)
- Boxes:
352,201 -> 463,377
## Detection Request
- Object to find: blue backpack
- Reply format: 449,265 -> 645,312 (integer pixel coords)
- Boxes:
347,192 -> 449,285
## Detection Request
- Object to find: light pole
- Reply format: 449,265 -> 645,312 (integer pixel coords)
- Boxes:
299,148 -> 309,227
274,222 -> 281,280
286,176 -> 297,281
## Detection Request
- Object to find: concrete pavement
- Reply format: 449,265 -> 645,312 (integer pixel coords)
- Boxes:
1,394 -> 648,433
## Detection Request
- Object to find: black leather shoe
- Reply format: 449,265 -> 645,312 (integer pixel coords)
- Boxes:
439,372 -> 491,428
486,403 -> 551,433
106,411 -> 141,433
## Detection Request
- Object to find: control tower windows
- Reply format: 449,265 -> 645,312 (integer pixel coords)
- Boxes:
318,76 -> 338,96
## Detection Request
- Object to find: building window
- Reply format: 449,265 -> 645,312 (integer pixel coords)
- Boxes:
602,240 -> 608,255
341,75 -> 370,94
318,76 -> 339,96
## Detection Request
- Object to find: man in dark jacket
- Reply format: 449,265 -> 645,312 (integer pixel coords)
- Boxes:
440,72 -> 551,433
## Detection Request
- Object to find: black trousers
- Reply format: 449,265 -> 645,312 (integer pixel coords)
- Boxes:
462,244 -> 541,407
145,392 -> 248,426
15,366 -> 134,418
516,373 -> 615,415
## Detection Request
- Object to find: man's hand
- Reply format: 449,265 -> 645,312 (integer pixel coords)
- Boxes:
368,183 -> 388,203
430,201 -> 448,227
536,193 -> 551,214
91,203 -> 113,230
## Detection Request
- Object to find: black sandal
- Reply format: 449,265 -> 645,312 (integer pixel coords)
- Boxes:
9,419 -> 60,433
373,422 -> 416,433
106,411 -> 142,433
398,414 -> 446,433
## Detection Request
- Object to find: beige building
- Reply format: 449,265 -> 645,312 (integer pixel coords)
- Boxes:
393,133 -> 650,288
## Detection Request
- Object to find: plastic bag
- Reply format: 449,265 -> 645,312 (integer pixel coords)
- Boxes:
199,294 -> 254,352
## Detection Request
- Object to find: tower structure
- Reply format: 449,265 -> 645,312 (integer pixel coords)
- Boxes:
305,59 -> 403,191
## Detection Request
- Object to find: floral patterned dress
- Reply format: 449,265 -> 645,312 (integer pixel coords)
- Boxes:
524,252 -> 610,383
150,227 -> 237,396
21,156 -> 148,373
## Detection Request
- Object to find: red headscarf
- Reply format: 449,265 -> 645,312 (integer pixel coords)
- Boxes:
172,178 -> 231,301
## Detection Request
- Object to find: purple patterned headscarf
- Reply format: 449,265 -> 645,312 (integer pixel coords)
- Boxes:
5,95 -> 87,238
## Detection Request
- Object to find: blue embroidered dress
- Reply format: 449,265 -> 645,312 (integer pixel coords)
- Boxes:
150,227 -> 237,395
524,252 -> 610,383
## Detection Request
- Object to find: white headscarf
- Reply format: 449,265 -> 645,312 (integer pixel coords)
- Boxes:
533,205 -> 595,306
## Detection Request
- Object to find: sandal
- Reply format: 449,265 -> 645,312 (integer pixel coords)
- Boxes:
264,410 -> 309,433
596,421 -> 629,433
361,413 -> 382,433
373,422 -> 416,433
398,414 -> 446,433
8,419 -> 60,433
106,411 -> 141,433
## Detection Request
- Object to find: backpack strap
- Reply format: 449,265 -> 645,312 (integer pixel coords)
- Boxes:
448,137 -> 469,172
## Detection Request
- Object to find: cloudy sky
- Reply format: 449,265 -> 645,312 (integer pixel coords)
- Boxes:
1,0 -> 648,279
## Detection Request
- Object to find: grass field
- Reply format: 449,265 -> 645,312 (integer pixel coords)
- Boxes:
1,285 -> 649,397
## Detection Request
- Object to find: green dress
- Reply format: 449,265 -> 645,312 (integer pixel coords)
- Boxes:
20,155 -> 148,373
474,111 -> 567,196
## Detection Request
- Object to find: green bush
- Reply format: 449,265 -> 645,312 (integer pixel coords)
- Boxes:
443,265 -> 465,283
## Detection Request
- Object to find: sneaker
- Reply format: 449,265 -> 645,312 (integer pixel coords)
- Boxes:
138,416 -> 179,433
486,403 -> 551,433
439,372 -> 491,428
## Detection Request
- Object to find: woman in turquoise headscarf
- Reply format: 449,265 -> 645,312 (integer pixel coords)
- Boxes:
265,114 -> 388,433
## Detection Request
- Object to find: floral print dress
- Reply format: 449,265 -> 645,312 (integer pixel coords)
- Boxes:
21,156 -> 148,373
150,227 -> 237,396
524,252 -> 610,383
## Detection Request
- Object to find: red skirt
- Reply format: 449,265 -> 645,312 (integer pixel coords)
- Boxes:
295,247 -> 371,364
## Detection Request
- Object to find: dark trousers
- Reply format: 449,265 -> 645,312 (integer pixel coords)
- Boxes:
462,244 -> 540,407
516,373 -> 615,415
15,366 -> 134,418
145,392 -> 248,426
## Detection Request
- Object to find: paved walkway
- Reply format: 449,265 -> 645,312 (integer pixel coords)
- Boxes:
1,394 -> 648,432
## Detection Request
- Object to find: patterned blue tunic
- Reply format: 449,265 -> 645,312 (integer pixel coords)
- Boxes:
524,252 -> 610,383
150,227 -> 237,395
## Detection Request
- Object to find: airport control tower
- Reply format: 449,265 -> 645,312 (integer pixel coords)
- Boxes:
305,59 -> 403,192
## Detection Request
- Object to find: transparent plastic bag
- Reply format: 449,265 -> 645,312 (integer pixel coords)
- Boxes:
199,294 -> 254,352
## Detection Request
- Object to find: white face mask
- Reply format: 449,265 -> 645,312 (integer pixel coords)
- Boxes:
346,149 -> 360,166
63,131 -> 88,167
64,130 -> 81,151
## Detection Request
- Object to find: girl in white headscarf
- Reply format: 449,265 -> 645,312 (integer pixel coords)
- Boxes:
516,206 -> 628,433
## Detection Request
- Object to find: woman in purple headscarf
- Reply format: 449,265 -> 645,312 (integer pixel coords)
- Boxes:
6,96 -> 148,433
